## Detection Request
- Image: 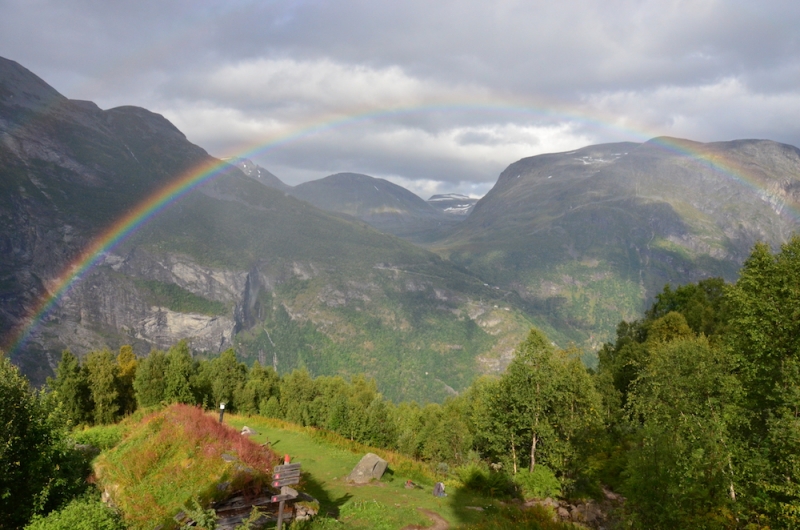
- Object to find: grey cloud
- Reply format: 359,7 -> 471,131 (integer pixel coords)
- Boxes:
2,0 -> 799,195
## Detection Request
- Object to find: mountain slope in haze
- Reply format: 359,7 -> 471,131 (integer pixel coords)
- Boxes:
0,56 -> 534,402
227,157 -> 292,192
427,194 -> 478,217
289,172 -> 461,241
436,139 -> 800,349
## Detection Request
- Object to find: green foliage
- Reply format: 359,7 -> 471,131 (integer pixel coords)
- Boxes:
208,349 -> 248,411
646,277 -> 728,338
513,466 -> 561,500
47,350 -> 92,426
72,424 -> 125,451
456,463 -> 515,497
164,341 -> 197,405
622,337 -> 741,529
24,495 -> 125,530
455,504 -> 573,529
133,349 -> 167,408
133,279 -> 228,316
234,361 -> 280,416
234,506 -> 263,530
0,354 -> 91,528
84,349 -> 120,425
180,497 -> 216,530
724,237 -> 800,524
115,346 -> 137,417
472,329 -> 602,489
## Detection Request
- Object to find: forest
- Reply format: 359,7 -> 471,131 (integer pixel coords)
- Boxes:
4,236 -> 800,529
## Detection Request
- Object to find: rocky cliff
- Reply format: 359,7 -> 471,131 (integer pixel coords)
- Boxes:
0,57 -> 532,402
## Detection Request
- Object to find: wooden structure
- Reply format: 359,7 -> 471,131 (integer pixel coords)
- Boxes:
272,461 -> 301,530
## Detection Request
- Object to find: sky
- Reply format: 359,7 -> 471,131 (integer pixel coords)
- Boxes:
2,0 -> 799,199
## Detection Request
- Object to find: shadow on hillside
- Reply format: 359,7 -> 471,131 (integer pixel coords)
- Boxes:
300,472 -> 352,519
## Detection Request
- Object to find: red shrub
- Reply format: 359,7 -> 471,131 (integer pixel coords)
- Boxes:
165,405 -> 279,473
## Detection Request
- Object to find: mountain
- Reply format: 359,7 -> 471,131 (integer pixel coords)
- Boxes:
289,172 -> 461,241
227,157 -> 292,192
427,194 -> 478,217
0,57 -> 535,401
434,139 -> 800,349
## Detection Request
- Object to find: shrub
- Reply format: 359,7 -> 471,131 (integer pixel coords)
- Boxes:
24,496 -> 124,530
456,462 -> 515,497
457,504 -> 572,529
72,424 -> 124,450
513,466 -> 561,499
0,355 -> 91,527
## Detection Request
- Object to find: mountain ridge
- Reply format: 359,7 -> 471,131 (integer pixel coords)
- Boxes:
435,136 -> 800,348
0,56 -> 535,402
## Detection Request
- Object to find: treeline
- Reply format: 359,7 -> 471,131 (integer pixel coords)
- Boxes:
47,331 -> 598,487
11,236 -> 800,528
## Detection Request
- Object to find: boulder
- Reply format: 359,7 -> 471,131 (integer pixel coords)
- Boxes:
346,453 -> 388,484
240,426 -> 257,436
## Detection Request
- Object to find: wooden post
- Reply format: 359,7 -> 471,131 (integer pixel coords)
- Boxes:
276,498 -> 285,530
273,456 -> 300,530
276,455 -> 290,530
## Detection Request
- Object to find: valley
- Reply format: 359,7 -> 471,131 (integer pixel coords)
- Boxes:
3,56 -> 800,402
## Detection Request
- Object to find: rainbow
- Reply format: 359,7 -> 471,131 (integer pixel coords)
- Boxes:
4,102 -> 798,354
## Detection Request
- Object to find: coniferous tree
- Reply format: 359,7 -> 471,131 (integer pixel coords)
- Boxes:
48,350 -> 92,426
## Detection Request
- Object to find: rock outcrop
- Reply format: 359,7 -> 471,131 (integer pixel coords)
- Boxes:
346,453 -> 388,484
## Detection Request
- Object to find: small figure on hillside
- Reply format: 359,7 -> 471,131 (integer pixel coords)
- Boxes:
405,480 -> 419,489
433,482 -> 447,497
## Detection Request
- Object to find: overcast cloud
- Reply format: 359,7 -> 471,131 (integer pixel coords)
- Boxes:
2,0 -> 799,197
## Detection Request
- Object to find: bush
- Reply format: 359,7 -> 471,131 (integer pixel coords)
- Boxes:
456,462 -> 515,497
24,496 -> 124,530
72,424 -> 124,450
457,504 -> 572,529
513,466 -> 561,499
0,355 -> 91,528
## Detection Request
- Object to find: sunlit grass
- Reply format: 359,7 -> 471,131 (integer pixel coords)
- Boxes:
94,405 -> 279,530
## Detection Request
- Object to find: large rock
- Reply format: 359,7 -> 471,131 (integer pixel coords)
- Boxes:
346,453 -> 388,484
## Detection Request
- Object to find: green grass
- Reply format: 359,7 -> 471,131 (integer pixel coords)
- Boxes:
133,278 -> 229,316
94,405 -> 280,530
224,414 -> 560,529
72,424 -> 126,450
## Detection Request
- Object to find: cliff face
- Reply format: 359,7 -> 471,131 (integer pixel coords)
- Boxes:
0,57 -> 228,376
0,57 -> 532,402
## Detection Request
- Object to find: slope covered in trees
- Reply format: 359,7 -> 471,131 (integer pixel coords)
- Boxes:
6,237 -> 800,528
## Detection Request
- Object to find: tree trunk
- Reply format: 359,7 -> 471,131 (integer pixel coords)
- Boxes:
511,432 -> 518,475
529,432 -> 538,473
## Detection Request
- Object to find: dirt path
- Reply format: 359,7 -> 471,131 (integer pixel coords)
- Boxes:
401,508 -> 450,530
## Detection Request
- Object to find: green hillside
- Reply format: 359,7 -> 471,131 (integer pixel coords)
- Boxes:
434,139 -> 800,350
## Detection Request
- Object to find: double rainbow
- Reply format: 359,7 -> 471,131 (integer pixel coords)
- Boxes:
3,103 -> 797,355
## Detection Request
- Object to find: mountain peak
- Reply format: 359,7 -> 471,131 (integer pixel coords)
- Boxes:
0,56 -> 66,111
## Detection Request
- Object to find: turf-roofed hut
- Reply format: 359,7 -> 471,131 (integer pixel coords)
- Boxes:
94,404 -> 317,529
